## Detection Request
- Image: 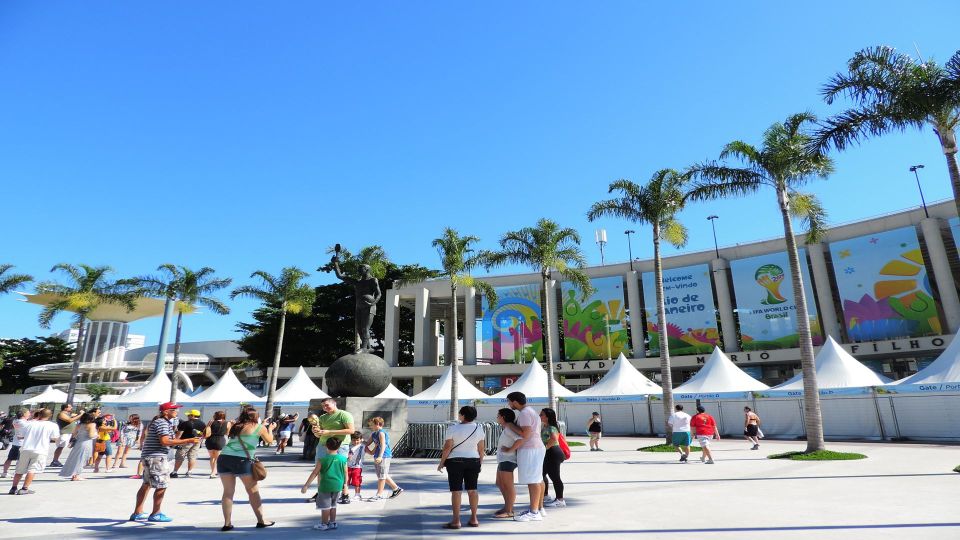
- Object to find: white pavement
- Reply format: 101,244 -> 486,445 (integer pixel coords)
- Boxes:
1,437 -> 958,539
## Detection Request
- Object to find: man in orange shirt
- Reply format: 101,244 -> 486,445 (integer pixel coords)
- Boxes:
690,405 -> 720,464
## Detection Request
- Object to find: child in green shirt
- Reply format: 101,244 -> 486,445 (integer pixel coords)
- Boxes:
302,437 -> 348,530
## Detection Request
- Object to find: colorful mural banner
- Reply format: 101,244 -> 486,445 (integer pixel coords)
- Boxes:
560,276 -> 629,360
949,217 -> 960,247
641,263 -> 718,356
829,226 -> 942,341
481,283 -> 543,363
730,249 -> 823,350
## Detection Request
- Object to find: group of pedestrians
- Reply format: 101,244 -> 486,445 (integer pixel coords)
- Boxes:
667,404 -> 764,463
436,391 -> 568,529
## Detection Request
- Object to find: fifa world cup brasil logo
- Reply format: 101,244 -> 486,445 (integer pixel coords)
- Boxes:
755,264 -> 787,305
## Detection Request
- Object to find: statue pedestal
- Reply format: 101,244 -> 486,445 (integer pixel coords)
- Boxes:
309,397 -> 408,442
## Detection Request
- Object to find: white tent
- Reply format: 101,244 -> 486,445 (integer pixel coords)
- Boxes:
775,336 -> 892,390
491,359 -> 575,399
112,371 -> 190,405
375,384 -> 409,399
576,353 -> 663,396
897,333 -> 960,385
410,365 -> 488,401
185,369 -> 265,404
21,386 -> 69,405
674,347 -> 769,393
269,366 -> 329,405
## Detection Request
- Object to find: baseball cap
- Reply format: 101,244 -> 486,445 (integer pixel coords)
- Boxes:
188,409 -> 201,417
159,402 -> 183,411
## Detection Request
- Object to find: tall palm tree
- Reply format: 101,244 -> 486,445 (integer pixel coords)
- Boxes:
816,46 -> 960,216
231,267 -> 315,418
688,113 -> 833,453
35,264 -> 137,405
486,219 -> 594,411
136,265 -> 232,402
587,170 -> 691,431
432,228 -> 498,420
0,265 -> 33,295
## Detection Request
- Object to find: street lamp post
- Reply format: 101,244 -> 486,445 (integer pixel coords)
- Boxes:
595,229 -> 608,265
707,215 -> 720,259
910,165 -> 929,218
624,230 -> 636,271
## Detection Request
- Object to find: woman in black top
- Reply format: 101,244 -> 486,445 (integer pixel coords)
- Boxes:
205,411 -> 231,479
587,412 -> 603,451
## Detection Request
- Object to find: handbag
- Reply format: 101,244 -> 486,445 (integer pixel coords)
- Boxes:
557,433 -> 571,460
94,440 -> 107,453
239,429 -> 267,482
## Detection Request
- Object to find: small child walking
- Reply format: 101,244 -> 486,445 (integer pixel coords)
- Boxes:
347,431 -> 365,501
302,437 -> 348,531
366,417 -> 403,500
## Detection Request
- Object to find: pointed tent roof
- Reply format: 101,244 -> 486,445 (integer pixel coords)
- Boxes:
491,359 -> 575,399
410,365 -> 488,401
775,337 -> 892,390
112,371 -> 190,404
897,333 -> 960,385
21,386 -> 69,405
576,353 -> 663,396
674,347 -> 770,393
270,367 -> 329,404
374,384 -> 409,399
185,369 -> 264,404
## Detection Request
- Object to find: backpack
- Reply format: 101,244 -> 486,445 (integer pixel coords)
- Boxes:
557,433 -> 571,460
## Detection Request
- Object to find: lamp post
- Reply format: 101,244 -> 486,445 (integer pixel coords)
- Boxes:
595,229 -> 608,265
624,229 -> 636,271
910,164 -> 929,218
707,215 -> 720,259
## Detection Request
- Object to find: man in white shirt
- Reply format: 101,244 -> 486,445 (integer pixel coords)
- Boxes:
667,404 -> 692,463
9,408 -> 60,495
506,391 -> 545,522
1,410 -> 31,478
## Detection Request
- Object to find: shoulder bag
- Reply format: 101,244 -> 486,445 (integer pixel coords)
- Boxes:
239,426 -> 267,482
449,424 -> 480,454
557,432 -> 571,460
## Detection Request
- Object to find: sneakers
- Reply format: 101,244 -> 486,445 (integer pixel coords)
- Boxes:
545,499 -> 566,508
390,487 -> 404,498
312,522 -> 329,531
538,507 -> 547,517
700,454 -> 706,463
338,493 -> 351,504
706,459 -> 715,464
50,460 -> 63,467
328,523 -> 338,530
184,472 -> 191,478
16,488 -> 35,495
543,496 -> 556,504
170,472 -> 179,478
350,495 -> 362,502
597,448 -> 604,451
514,511 -> 543,522
8,487 -> 17,495
751,444 -> 760,450
209,473 -> 218,479
679,455 -> 688,463
368,494 -> 386,501
129,513 -> 149,521
147,513 -> 173,522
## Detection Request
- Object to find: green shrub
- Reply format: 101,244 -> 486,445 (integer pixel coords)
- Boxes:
566,441 -> 585,447
637,443 -> 702,453
768,450 -> 866,461
953,464 -> 960,473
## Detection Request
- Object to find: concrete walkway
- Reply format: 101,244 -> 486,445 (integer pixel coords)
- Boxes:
1,437 -> 957,539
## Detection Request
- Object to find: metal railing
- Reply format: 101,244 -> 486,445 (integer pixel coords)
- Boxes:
394,420 -> 566,458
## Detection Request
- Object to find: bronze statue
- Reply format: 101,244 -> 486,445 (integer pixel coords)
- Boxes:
326,247 -> 381,353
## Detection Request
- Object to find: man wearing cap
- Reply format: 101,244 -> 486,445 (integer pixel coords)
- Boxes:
130,402 -> 200,523
172,410 -> 206,478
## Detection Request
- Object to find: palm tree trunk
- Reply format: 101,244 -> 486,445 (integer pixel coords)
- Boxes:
449,283 -> 459,421
653,223 -> 674,442
265,304 -> 287,419
169,311 -> 184,403
777,186 -> 825,452
541,271 -> 557,412
65,316 -> 87,406
939,129 -> 960,218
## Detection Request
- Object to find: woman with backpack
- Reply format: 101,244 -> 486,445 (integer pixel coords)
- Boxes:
540,408 -> 566,509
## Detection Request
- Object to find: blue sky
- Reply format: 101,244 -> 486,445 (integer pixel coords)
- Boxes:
1,1 -> 958,344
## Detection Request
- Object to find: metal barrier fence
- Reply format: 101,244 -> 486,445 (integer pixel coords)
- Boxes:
394,421 -> 567,458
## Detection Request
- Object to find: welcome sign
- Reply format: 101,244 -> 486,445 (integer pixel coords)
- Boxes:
641,263 -> 718,357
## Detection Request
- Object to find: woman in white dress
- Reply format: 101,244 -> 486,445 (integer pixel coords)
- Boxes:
59,413 -> 97,481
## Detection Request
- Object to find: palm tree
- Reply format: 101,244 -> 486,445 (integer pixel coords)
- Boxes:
432,228 -> 498,420
136,265 -> 232,402
816,46 -> 960,216
688,113 -> 833,453
35,264 -> 137,405
0,265 -> 33,295
587,170 -> 691,430
231,267 -> 315,418
486,219 -> 594,411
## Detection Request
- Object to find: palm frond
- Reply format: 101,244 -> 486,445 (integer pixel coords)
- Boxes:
790,191 -> 828,244
198,297 -> 231,315
659,218 -> 689,248
686,164 -> 765,201
230,285 -> 275,303
719,141 -> 761,164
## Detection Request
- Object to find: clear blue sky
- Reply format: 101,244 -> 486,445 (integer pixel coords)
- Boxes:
2,1 -> 958,344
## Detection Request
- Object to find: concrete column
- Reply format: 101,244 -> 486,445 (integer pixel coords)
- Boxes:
102,321 -> 115,367
463,287 -> 477,365
711,258 -> 740,352
433,320 -> 442,366
412,376 -> 424,394
544,279 -> 561,362
413,288 -> 430,367
807,243 -> 843,340
625,271 -> 644,357
383,290 -> 401,366
920,218 -> 960,333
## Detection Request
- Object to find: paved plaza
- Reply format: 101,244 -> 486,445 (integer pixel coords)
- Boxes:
1,436 -> 958,539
